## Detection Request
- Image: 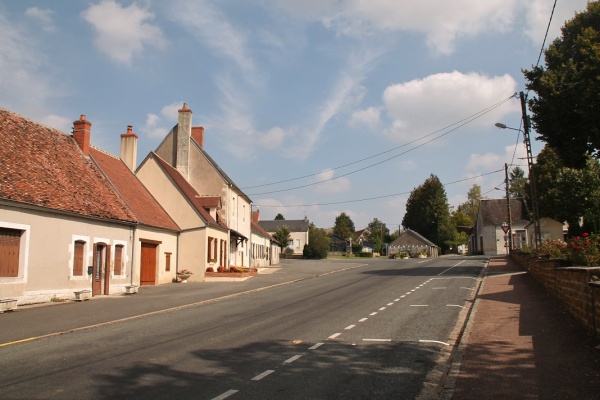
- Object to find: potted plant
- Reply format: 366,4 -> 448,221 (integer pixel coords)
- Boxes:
177,269 -> 193,283
399,251 -> 410,259
418,249 -> 428,258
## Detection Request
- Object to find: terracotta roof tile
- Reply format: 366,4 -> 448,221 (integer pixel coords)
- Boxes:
0,109 -> 136,222
90,148 -> 179,231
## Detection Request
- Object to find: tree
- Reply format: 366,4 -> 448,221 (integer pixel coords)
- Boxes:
272,225 -> 291,252
523,1 -> 600,168
365,218 -> 390,254
333,212 -> 355,240
508,166 -> 528,201
456,184 -> 482,223
274,213 -> 285,220
402,174 -> 455,249
303,223 -> 330,259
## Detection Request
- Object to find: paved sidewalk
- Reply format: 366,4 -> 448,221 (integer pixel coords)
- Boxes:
445,256 -> 600,399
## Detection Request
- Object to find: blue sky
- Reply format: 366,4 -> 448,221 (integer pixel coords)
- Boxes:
0,0 -> 590,231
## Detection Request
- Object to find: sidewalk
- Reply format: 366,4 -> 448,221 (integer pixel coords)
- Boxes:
445,256 -> 600,399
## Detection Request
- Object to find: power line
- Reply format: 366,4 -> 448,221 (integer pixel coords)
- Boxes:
254,169 -> 503,208
248,96 -> 514,196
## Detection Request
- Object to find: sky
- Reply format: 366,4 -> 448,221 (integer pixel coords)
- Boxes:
0,0 -> 591,231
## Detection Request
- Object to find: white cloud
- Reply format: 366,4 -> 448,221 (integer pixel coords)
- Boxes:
524,0 -> 590,45
160,102 -> 185,121
275,0 -> 516,55
25,7 -> 55,32
466,144 -> 527,172
142,113 -> 168,138
313,169 -> 351,195
40,114 -> 71,132
82,0 -> 166,66
349,107 -> 381,131
383,71 -> 518,142
259,126 -> 294,150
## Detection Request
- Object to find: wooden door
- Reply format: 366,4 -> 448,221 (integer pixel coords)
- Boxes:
140,242 -> 157,286
103,245 -> 111,295
92,244 -> 104,296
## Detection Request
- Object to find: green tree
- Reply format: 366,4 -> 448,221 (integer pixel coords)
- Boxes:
272,225 -> 291,252
274,213 -> 285,220
456,184 -> 482,223
402,174 -> 455,249
508,166 -> 528,201
523,1 -> 600,168
303,223 -> 330,259
365,218 -> 390,254
333,212 -> 355,240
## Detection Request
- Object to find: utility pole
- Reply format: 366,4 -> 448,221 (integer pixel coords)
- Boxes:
505,163 -> 513,253
520,91 -> 541,248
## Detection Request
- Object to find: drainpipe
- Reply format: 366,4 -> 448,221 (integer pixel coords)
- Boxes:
130,225 -> 136,285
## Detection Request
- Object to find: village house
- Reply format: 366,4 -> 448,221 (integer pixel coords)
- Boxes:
0,109 -> 138,304
258,218 -> 310,256
251,210 -> 280,268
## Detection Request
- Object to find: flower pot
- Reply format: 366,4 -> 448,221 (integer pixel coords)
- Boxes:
125,285 -> 138,294
73,290 -> 91,301
0,299 -> 17,313
177,274 -> 191,283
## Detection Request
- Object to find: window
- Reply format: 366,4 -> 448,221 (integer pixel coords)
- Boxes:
165,252 -> 171,271
114,245 -> 124,275
296,239 -> 300,249
208,237 -> 217,263
288,240 -> 293,249
73,240 -> 86,276
0,227 -> 21,277
208,237 -> 213,262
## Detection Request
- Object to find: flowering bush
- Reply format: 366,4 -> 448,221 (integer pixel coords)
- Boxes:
206,267 -> 214,272
535,233 -> 600,266
177,269 -> 193,275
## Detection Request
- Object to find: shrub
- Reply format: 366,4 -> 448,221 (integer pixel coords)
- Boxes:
206,267 -> 214,272
534,233 -> 600,266
217,266 -> 225,272
358,252 -> 374,258
230,266 -> 241,273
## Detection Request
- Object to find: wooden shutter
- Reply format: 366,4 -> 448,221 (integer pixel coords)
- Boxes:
73,241 -> 85,276
114,245 -> 123,275
0,228 -> 21,277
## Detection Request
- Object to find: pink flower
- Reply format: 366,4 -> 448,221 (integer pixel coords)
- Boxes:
583,232 -> 589,237
576,246 -> 583,251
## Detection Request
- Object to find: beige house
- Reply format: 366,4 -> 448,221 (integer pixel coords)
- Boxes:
0,109 -> 138,304
136,152 -> 229,281
90,127 -> 180,286
251,211 -> 280,267
472,198 -> 530,255
258,218 -> 310,256
525,217 -> 565,244
149,103 -> 253,268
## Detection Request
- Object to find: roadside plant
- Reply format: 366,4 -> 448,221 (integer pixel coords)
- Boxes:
535,233 -> 600,266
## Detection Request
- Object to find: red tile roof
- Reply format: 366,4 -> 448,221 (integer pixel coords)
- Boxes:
90,147 -> 179,231
151,153 -> 228,230
0,108 -> 136,222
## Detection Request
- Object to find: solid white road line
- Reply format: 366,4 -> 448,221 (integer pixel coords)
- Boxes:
309,342 -> 324,350
419,339 -> 449,346
446,304 -> 464,308
211,390 -> 239,400
328,333 -> 342,339
252,370 -> 275,381
284,355 -> 303,364
363,338 -> 392,342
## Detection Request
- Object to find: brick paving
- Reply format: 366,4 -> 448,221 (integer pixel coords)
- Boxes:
446,256 -> 600,399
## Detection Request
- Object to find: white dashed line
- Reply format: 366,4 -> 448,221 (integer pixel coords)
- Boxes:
432,287 -> 446,290
401,295 -> 406,298
410,304 -> 428,307
419,339 -> 449,346
211,390 -> 239,400
461,287 -> 474,290
370,312 -> 378,316
387,303 -> 394,306
405,292 -> 412,295
284,355 -> 303,364
309,342 -> 324,350
394,298 -> 401,301
328,333 -> 342,339
358,318 -> 368,322
379,307 -> 386,311
345,324 -> 356,330
252,370 -> 275,381
363,338 -> 392,342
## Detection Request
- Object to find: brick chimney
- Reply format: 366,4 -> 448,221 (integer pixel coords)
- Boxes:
191,126 -> 204,149
73,114 -> 91,156
252,209 -> 260,224
120,125 -> 138,172
176,103 -> 192,179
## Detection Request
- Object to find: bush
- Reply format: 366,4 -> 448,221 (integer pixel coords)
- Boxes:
230,266 -> 241,273
358,252 -> 374,258
217,266 -> 225,272
206,267 -> 214,272
534,233 -> 600,266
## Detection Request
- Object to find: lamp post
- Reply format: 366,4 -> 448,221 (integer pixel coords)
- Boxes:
495,93 -> 541,249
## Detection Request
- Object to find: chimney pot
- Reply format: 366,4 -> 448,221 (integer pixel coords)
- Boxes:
120,125 -> 138,172
73,115 -> 92,156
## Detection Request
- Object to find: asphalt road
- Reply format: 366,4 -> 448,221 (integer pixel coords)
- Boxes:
0,256 -> 486,400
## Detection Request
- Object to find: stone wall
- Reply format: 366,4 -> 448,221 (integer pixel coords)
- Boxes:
511,252 -> 600,339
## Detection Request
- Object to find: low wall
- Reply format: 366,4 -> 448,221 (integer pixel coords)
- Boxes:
511,252 -> 600,339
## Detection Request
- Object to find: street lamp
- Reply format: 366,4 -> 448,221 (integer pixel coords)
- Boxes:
495,94 -> 541,249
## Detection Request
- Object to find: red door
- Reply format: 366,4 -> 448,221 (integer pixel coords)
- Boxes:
140,243 -> 157,286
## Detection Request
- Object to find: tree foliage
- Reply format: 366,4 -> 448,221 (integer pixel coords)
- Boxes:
402,174 -> 455,248
303,223 -> 330,259
333,212 -> 355,239
456,184 -> 482,224
523,1 -> 600,168
365,218 -> 391,254
274,213 -> 285,220
272,225 -> 291,251
508,166 -> 528,201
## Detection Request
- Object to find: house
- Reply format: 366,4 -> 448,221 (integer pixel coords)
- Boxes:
89,127 -> 180,286
251,210 -> 280,268
258,218 -> 310,256
0,110 -> 138,304
138,103 -> 252,270
525,217 -> 564,244
472,198 -> 530,255
136,152 -> 229,280
388,229 -> 439,257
